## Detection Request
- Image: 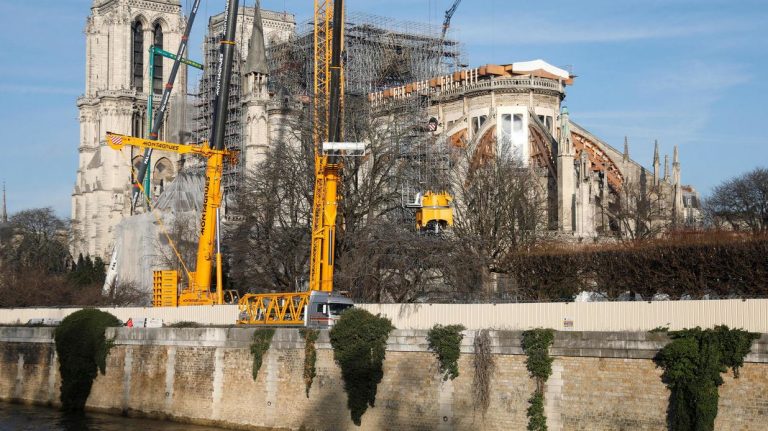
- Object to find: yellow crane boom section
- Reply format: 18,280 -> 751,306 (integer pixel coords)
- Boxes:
309,0 -> 343,293
237,0 -> 343,324
106,132 -> 237,305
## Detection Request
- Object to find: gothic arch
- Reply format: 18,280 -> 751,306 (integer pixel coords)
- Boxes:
131,18 -> 146,92
152,157 -> 175,196
151,21 -> 165,94
150,17 -> 170,32
132,14 -> 149,28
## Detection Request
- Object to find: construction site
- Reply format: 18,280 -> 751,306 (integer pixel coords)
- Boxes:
65,0 -> 710,310
2,1 -> 768,430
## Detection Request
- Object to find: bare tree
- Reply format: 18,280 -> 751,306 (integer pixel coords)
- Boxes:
225,116 -> 314,294
704,167 -> 768,234
1,207 -> 70,274
610,169 -> 673,241
449,146 -> 548,296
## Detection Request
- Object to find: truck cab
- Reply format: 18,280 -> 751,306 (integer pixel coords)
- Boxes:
305,291 -> 354,328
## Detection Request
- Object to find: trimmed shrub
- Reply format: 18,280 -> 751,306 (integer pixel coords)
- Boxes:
54,309 -> 120,411
329,308 -> 394,426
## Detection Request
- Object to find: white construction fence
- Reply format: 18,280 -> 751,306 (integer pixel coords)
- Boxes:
0,299 -> 766,332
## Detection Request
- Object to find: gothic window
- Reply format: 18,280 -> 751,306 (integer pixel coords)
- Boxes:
513,114 -> 523,132
501,114 -> 512,138
152,157 -> 174,197
471,115 -> 487,135
132,22 -> 144,92
131,110 -> 144,138
153,24 -> 164,94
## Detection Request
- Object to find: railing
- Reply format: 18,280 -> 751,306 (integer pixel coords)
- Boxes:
370,76 -> 565,109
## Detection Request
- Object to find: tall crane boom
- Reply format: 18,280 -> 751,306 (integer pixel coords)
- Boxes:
236,0 -> 355,326
310,0 -> 344,293
441,0 -> 462,40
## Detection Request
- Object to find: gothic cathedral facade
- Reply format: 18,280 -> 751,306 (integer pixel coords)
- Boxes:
72,0 -> 186,258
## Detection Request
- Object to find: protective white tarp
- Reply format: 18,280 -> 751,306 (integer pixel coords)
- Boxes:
510,59 -> 570,79
109,168 -> 205,303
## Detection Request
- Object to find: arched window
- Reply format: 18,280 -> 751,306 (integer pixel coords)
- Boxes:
153,24 -> 164,94
152,157 -> 175,197
132,21 -> 144,92
131,110 -> 143,138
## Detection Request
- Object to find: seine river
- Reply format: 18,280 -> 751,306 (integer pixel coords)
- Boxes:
0,402 -> 230,431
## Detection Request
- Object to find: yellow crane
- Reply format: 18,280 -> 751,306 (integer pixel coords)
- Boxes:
105,133 -> 238,306
236,0 -> 355,326
106,0 -> 241,307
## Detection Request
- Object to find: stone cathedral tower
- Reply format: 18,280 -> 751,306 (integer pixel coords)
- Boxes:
72,0 -> 186,258
242,4 -> 271,174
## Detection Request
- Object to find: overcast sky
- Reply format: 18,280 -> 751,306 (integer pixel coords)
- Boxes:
0,0 -> 766,217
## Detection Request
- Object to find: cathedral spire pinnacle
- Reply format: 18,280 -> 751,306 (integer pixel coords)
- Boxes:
664,154 -> 669,181
673,145 -> 680,165
652,139 -> 660,185
559,106 -> 573,156
244,1 -> 269,76
623,136 -> 629,162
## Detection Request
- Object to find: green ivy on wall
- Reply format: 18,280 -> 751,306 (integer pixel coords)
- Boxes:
329,308 -> 394,426
54,309 -> 120,411
250,328 -> 276,380
299,328 -> 319,398
427,324 -> 466,381
521,328 -> 555,431
655,325 -> 758,431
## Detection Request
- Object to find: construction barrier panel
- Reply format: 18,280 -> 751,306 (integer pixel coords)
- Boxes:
0,299 -> 767,332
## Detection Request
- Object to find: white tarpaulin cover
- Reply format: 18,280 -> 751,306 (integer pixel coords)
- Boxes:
510,59 -> 570,79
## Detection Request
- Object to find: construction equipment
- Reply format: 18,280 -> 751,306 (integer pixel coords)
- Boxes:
410,191 -> 453,233
105,0 -> 241,306
103,0 -> 204,294
142,46 -> 204,203
441,0 -> 462,41
437,0 -> 462,69
130,0 -> 204,213
237,0 -> 354,326
105,132 -> 240,305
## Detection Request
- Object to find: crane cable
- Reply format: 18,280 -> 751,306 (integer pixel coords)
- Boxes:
117,148 -> 194,284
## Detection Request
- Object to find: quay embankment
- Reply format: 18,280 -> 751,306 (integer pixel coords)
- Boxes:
0,326 -> 767,430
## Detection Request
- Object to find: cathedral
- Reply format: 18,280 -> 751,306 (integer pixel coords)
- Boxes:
72,0 -> 698,261
71,0 -> 293,258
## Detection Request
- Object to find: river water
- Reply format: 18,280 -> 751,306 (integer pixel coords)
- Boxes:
0,402 -> 230,431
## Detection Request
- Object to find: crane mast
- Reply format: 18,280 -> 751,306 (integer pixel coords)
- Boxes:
310,0 -> 344,292
236,0 -> 355,325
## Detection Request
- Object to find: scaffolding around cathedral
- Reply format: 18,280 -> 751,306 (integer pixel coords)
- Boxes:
265,11 -> 461,223
268,11 -> 463,96
192,29 -> 246,197
192,9 -> 462,203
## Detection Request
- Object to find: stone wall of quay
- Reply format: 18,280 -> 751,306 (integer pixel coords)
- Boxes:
0,327 -> 767,430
